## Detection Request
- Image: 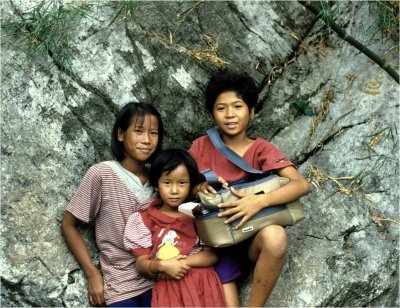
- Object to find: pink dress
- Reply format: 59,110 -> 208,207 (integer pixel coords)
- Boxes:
124,200 -> 226,307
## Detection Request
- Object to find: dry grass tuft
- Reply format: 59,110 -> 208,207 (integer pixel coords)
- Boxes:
345,74 -> 357,86
141,30 -> 228,67
307,165 -> 363,196
188,34 -> 229,67
135,1 -> 227,67
176,1 -> 204,22
265,36 -> 310,86
334,127 -> 348,138
327,174 -> 363,196
315,37 -> 327,56
371,215 -> 400,226
266,54 -> 299,86
310,87 -> 334,138
307,165 -> 328,190
171,0 -> 204,41
367,129 -> 387,155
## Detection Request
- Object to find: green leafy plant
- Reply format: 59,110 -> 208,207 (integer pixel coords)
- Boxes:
1,0 -> 139,68
103,0 -> 136,28
356,127 -> 397,168
292,99 -> 318,116
307,125 -> 397,196
2,0 -> 95,69
363,0 -> 399,41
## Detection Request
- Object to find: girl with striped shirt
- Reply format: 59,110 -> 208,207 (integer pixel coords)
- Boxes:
61,102 -> 164,307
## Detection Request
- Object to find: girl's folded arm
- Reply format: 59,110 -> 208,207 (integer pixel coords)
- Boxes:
136,255 -> 190,279
184,246 -> 218,268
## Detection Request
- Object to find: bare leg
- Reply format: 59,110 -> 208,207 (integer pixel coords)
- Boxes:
222,280 -> 240,307
247,225 -> 288,307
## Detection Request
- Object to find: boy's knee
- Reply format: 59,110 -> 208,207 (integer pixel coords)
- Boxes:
257,225 -> 288,257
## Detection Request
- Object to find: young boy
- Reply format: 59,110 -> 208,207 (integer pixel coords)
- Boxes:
189,70 -> 310,307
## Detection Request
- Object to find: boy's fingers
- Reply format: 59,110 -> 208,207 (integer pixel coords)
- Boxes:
217,205 -> 239,218
234,216 -> 250,228
223,212 -> 242,224
217,201 -> 237,209
218,176 -> 227,185
199,184 -> 217,194
223,214 -> 249,228
229,187 -> 249,198
207,186 -> 217,194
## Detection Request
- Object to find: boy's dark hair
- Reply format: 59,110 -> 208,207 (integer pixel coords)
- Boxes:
205,70 -> 258,113
149,149 -> 202,194
111,102 -> 164,162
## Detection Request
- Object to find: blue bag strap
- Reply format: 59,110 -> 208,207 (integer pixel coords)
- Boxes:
201,168 -> 220,186
207,126 -> 265,175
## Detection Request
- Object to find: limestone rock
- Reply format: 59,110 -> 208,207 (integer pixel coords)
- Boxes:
1,1 -> 398,306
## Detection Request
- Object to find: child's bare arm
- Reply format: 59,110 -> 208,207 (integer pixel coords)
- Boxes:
183,246 -> 219,268
136,255 -> 190,280
217,166 -> 310,228
61,211 -> 105,306
269,166 -> 310,202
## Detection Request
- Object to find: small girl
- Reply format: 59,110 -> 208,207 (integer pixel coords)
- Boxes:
123,149 -> 226,307
61,102 -> 164,307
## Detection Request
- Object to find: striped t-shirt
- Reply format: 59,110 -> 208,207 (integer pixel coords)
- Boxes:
66,161 -> 157,305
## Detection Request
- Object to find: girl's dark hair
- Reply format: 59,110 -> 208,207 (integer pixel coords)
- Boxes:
111,102 -> 164,162
205,70 -> 258,113
149,149 -> 203,194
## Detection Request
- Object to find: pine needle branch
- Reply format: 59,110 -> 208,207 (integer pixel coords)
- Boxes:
298,0 -> 399,84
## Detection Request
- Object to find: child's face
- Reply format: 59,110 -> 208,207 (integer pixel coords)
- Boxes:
157,164 -> 191,210
212,91 -> 254,138
118,114 -> 159,163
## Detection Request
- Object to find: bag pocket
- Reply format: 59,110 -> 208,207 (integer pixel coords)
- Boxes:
194,211 -> 234,248
198,175 -> 287,208
195,175 -> 305,247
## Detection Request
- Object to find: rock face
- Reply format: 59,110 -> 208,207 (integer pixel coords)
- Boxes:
1,0 -> 398,306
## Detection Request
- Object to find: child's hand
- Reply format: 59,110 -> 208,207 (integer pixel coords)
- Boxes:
159,255 -> 191,280
217,189 -> 265,228
195,177 -> 228,195
87,269 -> 105,306
218,177 -> 229,189
194,181 -> 214,194
217,166 -> 310,229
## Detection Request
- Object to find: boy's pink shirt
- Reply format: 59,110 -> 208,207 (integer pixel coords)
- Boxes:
188,135 -> 294,182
